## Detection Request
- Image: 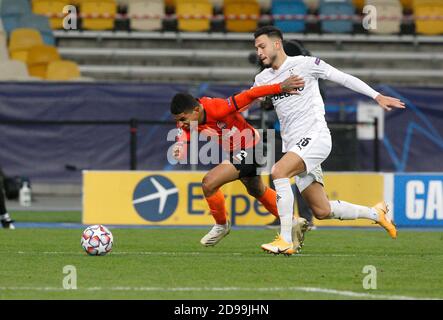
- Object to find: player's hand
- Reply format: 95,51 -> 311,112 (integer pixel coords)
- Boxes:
173,143 -> 183,160
280,76 -> 305,94
375,94 -> 406,111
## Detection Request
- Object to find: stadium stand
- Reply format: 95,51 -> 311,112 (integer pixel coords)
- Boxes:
353,0 -> 364,11
46,60 -> 81,80
80,0 -> 117,30
414,0 -> 443,35
128,0 -> 164,31
319,0 -> 355,33
304,0 -> 320,12
224,0 -> 260,32
272,0 -> 307,33
31,0 -> 69,30
8,28 -> 43,63
0,59 -> 37,80
18,13 -> 55,45
0,0 -> 31,33
0,32 -> 8,61
366,0 -> 402,34
400,0 -> 413,11
27,44 -> 60,78
176,0 -> 212,32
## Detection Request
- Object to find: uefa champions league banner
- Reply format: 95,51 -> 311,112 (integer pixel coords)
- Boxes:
83,171 -> 383,227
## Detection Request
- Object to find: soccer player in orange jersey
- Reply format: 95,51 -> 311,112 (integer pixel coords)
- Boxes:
170,76 -> 308,247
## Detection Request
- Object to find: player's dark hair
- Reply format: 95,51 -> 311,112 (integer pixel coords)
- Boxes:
170,93 -> 200,115
254,26 -> 283,40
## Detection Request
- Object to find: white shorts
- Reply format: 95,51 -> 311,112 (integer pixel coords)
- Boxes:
287,128 -> 332,192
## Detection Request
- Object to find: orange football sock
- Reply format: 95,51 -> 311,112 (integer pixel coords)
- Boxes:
258,187 -> 279,218
205,189 -> 227,225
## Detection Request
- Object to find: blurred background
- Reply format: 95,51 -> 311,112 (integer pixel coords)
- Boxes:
0,0 -> 442,219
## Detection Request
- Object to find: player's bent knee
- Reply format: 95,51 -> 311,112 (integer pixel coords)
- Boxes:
312,207 -> 331,220
271,165 -> 286,180
201,175 -> 218,197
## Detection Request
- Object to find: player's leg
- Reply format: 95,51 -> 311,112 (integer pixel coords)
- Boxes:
200,160 -> 239,246
300,176 -> 397,238
239,176 -> 278,218
241,175 -> 309,249
261,151 -> 306,255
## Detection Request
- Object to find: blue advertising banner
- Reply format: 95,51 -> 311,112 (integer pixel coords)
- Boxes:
394,174 -> 443,227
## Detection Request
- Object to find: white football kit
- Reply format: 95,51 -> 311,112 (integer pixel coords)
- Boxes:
254,56 -> 380,192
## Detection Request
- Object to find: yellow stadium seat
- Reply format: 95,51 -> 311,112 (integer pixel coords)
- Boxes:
27,45 -> 61,78
224,0 -> 260,32
353,0 -> 365,11
414,0 -> 443,35
8,28 -> 43,63
46,60 -> 81,80
400,0 -> 413,10
164,0 -> 175,8
129,0 -> 164,31
176,0 -> 213,32
80,0 -> 117,30
32,0 -> 70,29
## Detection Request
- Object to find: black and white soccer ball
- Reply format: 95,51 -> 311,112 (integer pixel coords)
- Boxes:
81,225 -> 113,256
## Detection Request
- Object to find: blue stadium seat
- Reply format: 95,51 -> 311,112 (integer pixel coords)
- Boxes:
319,0 -> 354,33
272,0 -> 307,33
18,14 -> 55,45
0,0 -> 31,33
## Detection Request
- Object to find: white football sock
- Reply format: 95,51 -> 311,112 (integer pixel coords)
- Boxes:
273,178 -> 294,243
329,200 -> 378,221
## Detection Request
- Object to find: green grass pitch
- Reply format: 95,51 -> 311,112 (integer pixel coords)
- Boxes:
0,211 -> 442,299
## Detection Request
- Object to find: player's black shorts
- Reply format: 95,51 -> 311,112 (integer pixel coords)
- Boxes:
229,144 -> 265,178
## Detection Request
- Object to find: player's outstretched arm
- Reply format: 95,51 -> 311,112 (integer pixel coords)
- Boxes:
232,76 -> 305,109
325,67 -> 405,111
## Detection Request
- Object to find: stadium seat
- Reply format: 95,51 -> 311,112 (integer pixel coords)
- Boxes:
257,0 -> 272,12
353,0 -> 365,11
0,0 -> 31,33
46,60 -> 81,80
400,0 -> 413,11
8,28 -> 43,63
272,0 -> 307,33
304,0 -> 320,11
128,0 -> 164,31
80,0 -> 117,30
27,44 -> 61,78
0,60 -> 36,80
18,14 -> 55,45
32,0 -> 69,30
176,0 -> 213,32
414,0 -> 443,35
224,0 -> 260,32
319,0 -> 355,33
209,0 -> 224,10
366,0 -> 402,34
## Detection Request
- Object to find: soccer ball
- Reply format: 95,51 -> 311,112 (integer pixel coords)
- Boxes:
81,225 -> 113,256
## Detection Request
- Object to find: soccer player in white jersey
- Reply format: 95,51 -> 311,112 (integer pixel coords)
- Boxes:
253,26 -> 405,255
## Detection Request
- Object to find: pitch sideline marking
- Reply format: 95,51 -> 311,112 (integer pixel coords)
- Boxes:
0,285 -> 440,300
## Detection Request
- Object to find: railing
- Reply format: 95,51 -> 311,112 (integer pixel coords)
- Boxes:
0,117 -> 379,172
